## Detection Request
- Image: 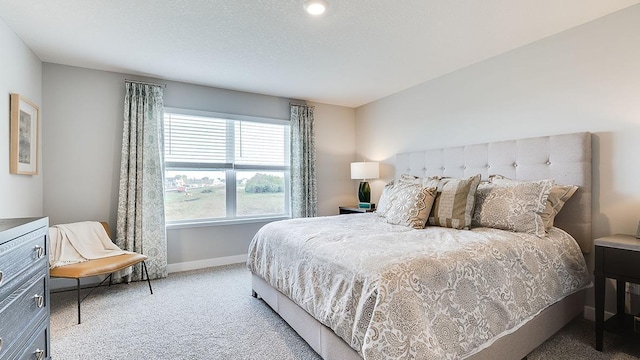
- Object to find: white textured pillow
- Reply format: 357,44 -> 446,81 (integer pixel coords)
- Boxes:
376,181 -> 395,217
423,174 -> 481,229
383,184 -> 437,229
377,174 -> 425,218
472,180 -> 553,236
489,176 -> 578,229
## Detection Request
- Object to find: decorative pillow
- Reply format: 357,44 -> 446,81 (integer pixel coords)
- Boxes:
377,174 -> 424,218
543,185 -> 579,228
472,179 -> 554,236
383,184 -> 437,229
376,181 -> 395,217
397,174 -> 422,185
489,175 -> 578,229
423,174 -> 481,229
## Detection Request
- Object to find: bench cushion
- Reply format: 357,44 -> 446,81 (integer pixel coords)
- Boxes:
49,253 -> 147,279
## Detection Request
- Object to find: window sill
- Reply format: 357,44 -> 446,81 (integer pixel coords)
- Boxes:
165,216 -> 291,230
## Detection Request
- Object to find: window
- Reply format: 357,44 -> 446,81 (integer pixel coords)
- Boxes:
164,109 -> 290,224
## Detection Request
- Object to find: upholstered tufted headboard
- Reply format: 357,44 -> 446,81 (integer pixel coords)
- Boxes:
395,132 -> 592,252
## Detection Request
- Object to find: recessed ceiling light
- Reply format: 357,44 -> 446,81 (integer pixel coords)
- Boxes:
304,0 -> 327,16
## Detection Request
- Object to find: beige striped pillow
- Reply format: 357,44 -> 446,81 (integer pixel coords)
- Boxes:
424,174 -> 481,229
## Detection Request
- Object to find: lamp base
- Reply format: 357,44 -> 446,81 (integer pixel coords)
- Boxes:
358,181 -> 371,204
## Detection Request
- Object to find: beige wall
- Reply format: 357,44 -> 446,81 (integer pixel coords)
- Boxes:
0,18 -> 43,218
355,5 -> 640,313
42,63 -> 356,270
356,5 -> 640,239
311,102 -> 357,215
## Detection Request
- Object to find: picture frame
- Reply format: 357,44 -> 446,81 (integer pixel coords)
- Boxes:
10,93 -> 39,175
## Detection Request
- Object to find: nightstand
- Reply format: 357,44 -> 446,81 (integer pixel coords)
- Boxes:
594,234 -> 640,351
339,206 -> 375,214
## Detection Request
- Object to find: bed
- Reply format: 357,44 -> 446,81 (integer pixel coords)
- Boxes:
248,132 -> 592,360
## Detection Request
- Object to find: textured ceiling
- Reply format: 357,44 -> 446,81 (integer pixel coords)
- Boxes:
1,0 -> 638,107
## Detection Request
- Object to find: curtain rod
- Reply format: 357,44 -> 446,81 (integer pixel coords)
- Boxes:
125,79 -> 167,88
289,102 -> 314,108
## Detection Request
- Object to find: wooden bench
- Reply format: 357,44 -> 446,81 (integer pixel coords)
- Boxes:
49,222 -> 153,324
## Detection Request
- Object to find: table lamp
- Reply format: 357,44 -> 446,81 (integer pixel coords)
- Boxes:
350,161 -> 379,208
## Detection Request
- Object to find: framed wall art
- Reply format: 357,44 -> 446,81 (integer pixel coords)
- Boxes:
10,93 -> 39,175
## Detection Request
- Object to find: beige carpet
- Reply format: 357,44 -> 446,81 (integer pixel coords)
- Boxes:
50,263 -> 640,359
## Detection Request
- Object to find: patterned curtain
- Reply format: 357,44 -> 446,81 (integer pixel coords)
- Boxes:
290,104 -> 317,218
116,82 -> 167,281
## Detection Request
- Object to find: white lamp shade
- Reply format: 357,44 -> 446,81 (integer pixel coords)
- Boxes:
351,162 -> 379,180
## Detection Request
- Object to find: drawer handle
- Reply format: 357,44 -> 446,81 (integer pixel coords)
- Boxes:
34,245 -> 45,259
34,294 -> 44,308
34,349 -> 44,360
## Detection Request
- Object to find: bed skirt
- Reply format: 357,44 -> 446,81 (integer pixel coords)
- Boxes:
251,273 -> 586,360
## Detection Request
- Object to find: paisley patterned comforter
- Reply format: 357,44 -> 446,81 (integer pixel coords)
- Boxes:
247,213 -> 591,359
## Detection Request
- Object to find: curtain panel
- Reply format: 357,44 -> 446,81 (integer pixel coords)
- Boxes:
116,82 -> 167,281
290,104 -> 317,218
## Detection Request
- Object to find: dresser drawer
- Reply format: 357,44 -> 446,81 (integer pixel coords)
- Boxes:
16,320 -> 49,360
601,247 -> 640,280
0,271 -> 48,360
0,228 -> 47,299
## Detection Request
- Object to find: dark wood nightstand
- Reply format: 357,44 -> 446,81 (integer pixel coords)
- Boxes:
339,206 -> 375,214
594,234 -> 640,351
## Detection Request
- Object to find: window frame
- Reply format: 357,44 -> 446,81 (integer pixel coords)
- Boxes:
163,107 -> 291,228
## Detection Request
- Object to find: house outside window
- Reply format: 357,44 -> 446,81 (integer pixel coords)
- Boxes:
163,109 -> 290,225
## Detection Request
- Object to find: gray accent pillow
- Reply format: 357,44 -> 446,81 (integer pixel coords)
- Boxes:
489,175 -> 578,229
472,180 -> 554,236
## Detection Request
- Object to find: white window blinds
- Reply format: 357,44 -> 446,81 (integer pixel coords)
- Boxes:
235,121 -> 288,167
164,113 -> 289,169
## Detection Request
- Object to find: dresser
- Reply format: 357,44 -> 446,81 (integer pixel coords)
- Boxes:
0,217 -> 50,360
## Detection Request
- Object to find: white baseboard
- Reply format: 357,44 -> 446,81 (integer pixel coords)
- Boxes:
51,255 -> 247,290
583,305 -> 615,322
167,254 -> 247,273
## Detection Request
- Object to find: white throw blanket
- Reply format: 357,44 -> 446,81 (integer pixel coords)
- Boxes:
49,221 -> 126,269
